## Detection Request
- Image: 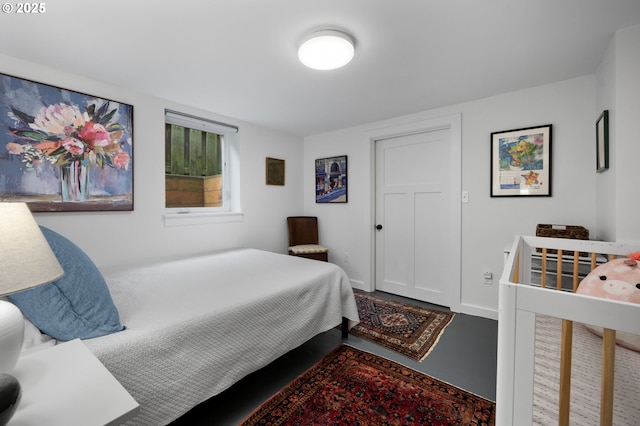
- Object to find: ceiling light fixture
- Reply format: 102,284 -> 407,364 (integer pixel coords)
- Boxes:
298,30 -> 355,71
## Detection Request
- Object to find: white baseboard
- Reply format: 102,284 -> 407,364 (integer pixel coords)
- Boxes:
349,279 -> 367,291
458,303 -> 498,320
350,282 -> 498,321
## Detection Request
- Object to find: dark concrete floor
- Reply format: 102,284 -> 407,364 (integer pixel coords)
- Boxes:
170,291 -> 498,425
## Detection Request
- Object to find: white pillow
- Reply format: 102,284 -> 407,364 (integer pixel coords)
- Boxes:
21,317 -> 57,354
1,297 -> 57,354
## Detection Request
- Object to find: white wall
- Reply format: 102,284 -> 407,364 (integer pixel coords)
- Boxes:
595,33 -> 617,242
613,25 -> 640,243
1,54 -> 304,268
305,75 -> 598,319
595,24 -> 640,244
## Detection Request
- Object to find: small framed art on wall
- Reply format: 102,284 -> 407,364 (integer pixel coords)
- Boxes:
266,157 -> 285,185
596,110 -> 609,173
315,155 -> 347,203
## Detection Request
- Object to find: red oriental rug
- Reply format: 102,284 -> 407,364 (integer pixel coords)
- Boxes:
349,290 -> 455,362
240,345 -> 495,425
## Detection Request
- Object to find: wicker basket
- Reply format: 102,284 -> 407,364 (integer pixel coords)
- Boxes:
536,224 -> 589,255
536,224 -> 589,240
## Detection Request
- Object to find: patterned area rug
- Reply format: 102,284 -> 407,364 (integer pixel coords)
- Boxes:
349,290 -> 455,361
240,344 -> 496,425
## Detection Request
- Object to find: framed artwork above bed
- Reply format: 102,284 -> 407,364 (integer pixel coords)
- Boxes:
0,72 -> 134,212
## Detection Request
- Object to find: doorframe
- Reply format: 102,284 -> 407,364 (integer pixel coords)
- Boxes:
364,113 -> 462,312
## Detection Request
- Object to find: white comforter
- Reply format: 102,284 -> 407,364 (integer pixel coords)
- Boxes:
83,248 -> 359,426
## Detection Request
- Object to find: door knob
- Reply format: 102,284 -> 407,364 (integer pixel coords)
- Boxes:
376,224 -> 383,230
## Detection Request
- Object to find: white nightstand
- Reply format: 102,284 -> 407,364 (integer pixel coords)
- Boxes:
9,339 -> 139,426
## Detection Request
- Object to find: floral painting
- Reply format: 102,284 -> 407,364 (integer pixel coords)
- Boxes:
0,73 -> 133,211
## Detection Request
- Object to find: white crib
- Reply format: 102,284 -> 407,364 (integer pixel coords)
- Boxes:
497,236 -> 640,425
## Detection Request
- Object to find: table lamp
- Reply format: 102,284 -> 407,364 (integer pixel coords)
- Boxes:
0,202 -> 64,425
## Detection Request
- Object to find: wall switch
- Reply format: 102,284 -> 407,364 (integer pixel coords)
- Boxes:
343,252 -> 350,263
461,191 -> 469,203
483,271 -> 493,285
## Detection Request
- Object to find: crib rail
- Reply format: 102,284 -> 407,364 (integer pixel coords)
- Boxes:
497,236 -> 640,426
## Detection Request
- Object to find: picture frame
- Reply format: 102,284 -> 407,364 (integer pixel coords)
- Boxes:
315,155 -> 347,203
490,124 -> 552,197
596,110 -> 609,173
265,157 -> 285,185
0,72 -> 134,212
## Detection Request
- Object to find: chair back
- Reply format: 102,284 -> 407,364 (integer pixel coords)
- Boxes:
287,216 -> 319,246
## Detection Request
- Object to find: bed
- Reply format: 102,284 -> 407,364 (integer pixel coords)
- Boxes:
497,235 -> 640,425
11,227 -> 359,426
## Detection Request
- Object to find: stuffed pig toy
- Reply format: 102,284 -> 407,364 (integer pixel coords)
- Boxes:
576,252 -> 640,352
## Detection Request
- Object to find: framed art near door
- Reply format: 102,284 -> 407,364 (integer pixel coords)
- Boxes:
490,124 -> 552,197
0,73 -> 134,212
315,155 -> 347,203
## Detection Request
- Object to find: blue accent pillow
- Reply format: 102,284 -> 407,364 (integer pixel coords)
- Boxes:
8,226 -> 124,341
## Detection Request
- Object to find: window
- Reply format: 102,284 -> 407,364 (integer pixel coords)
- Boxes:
164,110 -> 241,224
165,123 -> 223,209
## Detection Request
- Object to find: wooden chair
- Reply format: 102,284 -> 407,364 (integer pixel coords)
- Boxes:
287,216 -> 328,262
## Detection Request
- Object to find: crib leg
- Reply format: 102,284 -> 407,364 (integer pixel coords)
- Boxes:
601,328 -> 615,426
559,319 -> 573,426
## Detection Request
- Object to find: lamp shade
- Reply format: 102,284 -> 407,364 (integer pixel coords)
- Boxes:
298,30 -> 355,70
0,202 -> 63,421
0,203 -> 64,296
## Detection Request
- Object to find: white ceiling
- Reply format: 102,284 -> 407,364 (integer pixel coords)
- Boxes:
0,0 -> 639,136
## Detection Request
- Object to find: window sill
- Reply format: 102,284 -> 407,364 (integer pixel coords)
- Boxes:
163,211 -> 244,227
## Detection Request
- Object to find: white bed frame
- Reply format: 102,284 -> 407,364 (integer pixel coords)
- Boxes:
497,236 -> 640,426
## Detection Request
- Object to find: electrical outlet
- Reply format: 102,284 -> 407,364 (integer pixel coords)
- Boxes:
483,271 -> 493,285
343,252 -> 350,263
